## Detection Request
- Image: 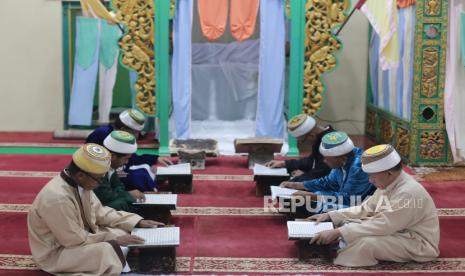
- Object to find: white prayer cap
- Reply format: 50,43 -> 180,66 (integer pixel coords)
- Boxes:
362,144 -> 401,173
119,109 -> 146,131
103,131 -> 138,154
72,144 -> 111,174
319,131 -> 354,157
288,114 -> 316,137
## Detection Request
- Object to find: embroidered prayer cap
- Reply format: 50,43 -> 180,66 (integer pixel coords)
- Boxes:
287,114 -> 316,137
361,144 -> 401,173
319,131 -> 354,157
119,109 -> 146,131
72,144 -> 111,174
103,130 -> 138,154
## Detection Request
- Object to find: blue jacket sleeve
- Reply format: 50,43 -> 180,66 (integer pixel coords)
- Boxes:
303,169 -> 340,193
313,162 -> 373,207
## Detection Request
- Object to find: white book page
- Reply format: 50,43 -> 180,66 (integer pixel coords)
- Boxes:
131,227 -> 180,247
270,186 -> 299,200
156,163 -> 192,175
133,194 -> 177,205
287,221 -> 334,239
253,164 -> 289,176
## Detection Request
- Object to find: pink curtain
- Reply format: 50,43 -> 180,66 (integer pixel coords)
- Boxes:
198,0 -> 228,41
230,0 -> 259,41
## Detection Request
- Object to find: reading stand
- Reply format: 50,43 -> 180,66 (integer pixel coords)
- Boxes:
127,247 -> 176,273
254,175 -> 290,196
178,149 -> 206,170
295,240 -> 336,261
234,138 -> 283,169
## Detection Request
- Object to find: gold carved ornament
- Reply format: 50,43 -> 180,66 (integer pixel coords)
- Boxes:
112,0 -> 156,115
420,131 -> 444,159
366,110 -> 376,135
395,127 -> 410,157
421,47 -> 439,98
426,0 -> 440,16
303,0 -> 349,115
380,118 -> 393,143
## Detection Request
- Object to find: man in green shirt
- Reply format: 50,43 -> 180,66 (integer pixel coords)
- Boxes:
94,130 -> 145,212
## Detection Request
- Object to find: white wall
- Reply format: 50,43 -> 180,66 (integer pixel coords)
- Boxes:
0,0 -> 63,131
317,8 -> 369,135
0,1 -> 367,133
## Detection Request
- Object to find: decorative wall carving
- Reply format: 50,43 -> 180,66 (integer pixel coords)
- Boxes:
425,0 -> 440,16
395,127 -> 410,157
366,109 -> 376,136
112,0 -> 156,115
421,47 -> 439,98
302,0 -> 348,115
420,130 -> 445,160
380,118 -> 393,143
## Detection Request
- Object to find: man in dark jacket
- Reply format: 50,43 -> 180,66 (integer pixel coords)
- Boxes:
266,114 -> 334,182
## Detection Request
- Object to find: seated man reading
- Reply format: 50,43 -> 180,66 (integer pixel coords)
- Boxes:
266,114 -> 335,182
94,130 -> 145,212
280,131 -> 375,212
28,144 -> 163,275
86,108 -> 172,191
307,144 -> 440,267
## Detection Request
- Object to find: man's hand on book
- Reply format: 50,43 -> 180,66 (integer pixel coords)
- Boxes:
310,229 -> 340,245
306,213 -> 330,224
158,157 -> 173,166
136,220 -> 165,228
265,160 -> 285,168
291,170 -> 304,177
116,234 -> 145,246
129,190 -> 145,202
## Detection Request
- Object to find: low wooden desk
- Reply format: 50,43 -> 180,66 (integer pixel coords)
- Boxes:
254,175 -> 290,196
234,138 -> 283,168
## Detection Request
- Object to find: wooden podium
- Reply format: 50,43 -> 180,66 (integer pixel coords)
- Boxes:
156,163 -> 193,194
234,138 -> 283,168
127,227 -> 180,273
178,149 -> 206,170
133,194 -> 177,224
254,175 -> 290,196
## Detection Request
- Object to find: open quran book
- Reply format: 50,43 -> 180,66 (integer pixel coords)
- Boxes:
156,163 -> 192,175
287,221 -> 334,239
132,194 -> 177,209
253,164 -> 289,177
270,186 -> 299,200
129,227 -> 180,247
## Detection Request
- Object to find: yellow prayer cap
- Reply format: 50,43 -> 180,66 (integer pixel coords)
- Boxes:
361,144 -> 401,173
72,144 -> 111,174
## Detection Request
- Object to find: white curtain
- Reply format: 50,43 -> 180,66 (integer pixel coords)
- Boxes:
444,0 -> 465,162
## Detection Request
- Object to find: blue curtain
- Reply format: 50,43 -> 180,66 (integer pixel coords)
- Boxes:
171,0 -> 193,139
255,0 -> 286,138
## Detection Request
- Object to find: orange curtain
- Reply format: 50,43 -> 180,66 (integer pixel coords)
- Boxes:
397,0 -> 415,8
198,0 -> 228,41
230,0 -> 259,41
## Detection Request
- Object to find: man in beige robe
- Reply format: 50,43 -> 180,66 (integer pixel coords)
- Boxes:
28,144 -> 163,275
308,144 -> 440,267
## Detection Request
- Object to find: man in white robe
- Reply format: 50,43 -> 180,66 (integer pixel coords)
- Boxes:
308,144 -> 440,267
28,143 -> 163,275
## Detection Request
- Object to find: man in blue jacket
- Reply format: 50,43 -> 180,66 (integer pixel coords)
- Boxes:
86,109 -> 172,191
280,131 -> 375,213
